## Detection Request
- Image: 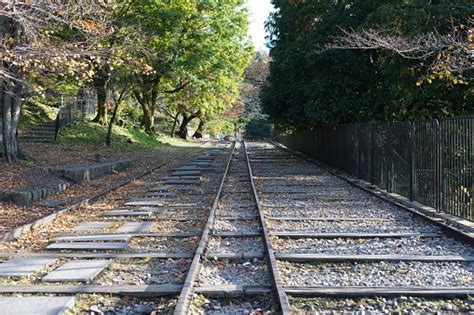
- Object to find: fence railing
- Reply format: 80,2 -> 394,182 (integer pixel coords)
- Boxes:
275,116 -> 474,221
55,91 -> 97,139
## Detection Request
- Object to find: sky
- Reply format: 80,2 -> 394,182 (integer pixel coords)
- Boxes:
247,0 -> 275,51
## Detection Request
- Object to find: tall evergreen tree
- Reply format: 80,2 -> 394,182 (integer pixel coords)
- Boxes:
262,0 -> 473,129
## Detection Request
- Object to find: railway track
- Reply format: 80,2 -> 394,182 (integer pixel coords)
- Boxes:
246,140 -> 474,314
0,142 -> 236,313
0,140 -> 471,314
177,141 -> 288,314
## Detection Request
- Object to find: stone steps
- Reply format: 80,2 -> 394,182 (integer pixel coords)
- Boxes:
20,121 -> 56,143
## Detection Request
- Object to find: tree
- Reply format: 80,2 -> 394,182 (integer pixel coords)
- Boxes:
105,58 -> 137,146
89,1 -> 146,125
125,0 -> 252,134
262,0 -> 473,130
0,0 -> 109,162
238,52 -> 270,122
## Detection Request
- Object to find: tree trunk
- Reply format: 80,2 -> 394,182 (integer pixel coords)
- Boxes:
133,77 -> 160,134
105,98 -> 121,146
193,118 -> 205,139
92,67 -> 110,125
170,113 -> 179,137
178,112 -> 199,140
178,114 -> 191,139
142,106 -> 155,133
1,72 -> 22,163
1,16 -> 23,163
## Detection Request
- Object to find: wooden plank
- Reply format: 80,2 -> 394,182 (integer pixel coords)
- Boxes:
271,232 -> 443,239
52,232 -> 201,238
161,176 -> 202,180
153,216 -> 207,221
142,205 -> 207,210
275,253 -> 474,262
0,285 -> 182,296
0,252 -> 194,259
284,286 -> 474,297
53,234 -> 131,242
261,190 -> 345,194
216,215 -> 259,221
104,210 -> 152,217
148,185 -> 172,192
205,252 -> 264,260
195,285 -> 272,296
268,195 -> 358,201
268,217 -> 393,222
212,231 -> 261,237
47,242 -> 128,251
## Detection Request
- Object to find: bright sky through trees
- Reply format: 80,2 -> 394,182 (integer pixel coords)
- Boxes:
247,0 -> 274,51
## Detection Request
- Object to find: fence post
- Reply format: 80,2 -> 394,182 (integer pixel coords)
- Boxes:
355,124 -> 360,178
409,122 -> 416,201
386,123 -> 392,193
434,119 -> 442,212
370,124 -> 375,185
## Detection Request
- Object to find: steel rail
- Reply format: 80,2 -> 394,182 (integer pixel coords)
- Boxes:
173,142 -> 236,315
243,140 -> 292,315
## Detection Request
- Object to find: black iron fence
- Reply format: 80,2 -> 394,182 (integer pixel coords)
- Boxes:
55,91 -> 97,138
275,116 -> 474,221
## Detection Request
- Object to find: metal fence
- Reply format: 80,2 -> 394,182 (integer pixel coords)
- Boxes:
55,90 -> 97,138
275,116 -> 474,221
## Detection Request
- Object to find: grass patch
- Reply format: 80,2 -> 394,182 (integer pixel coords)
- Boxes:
56,121 -> 198,151
19,102 -> 58,130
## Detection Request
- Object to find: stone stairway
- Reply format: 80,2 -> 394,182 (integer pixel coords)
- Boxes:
20,121 -> 56,143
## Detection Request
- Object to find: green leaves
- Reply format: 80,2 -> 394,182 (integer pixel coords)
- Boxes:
263,0 -> 473,129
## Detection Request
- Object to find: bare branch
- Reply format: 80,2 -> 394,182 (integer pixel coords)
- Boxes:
322,17 -> 473,80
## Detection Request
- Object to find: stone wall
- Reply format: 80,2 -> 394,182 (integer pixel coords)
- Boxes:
49,159 -> 134,183
0,183 -> 71,205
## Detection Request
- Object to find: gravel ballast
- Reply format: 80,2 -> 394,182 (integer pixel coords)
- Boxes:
94,258 -> 191,285
199,259 -> 270,286
149,220 -> 206,233
191,295 -> 274,314
279,261 -> 473,287
273,236 -> 474,256
71,294 -> 177,314
129,237 -> 199,253
213,220 -> 261,233
289,296 -> 474,314
207,237 -> 264,254
267,218 -> 440,234
216,206 -> 258,217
